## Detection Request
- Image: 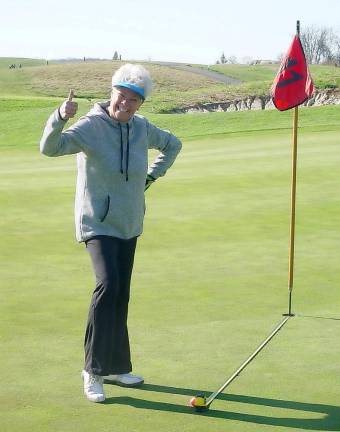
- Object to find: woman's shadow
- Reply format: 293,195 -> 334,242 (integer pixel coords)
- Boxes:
103,383 -> 339,431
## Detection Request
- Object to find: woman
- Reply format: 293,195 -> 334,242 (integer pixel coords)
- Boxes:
40,64 -> 182,402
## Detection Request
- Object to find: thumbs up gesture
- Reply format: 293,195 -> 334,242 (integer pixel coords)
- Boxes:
59,89 -> 78,120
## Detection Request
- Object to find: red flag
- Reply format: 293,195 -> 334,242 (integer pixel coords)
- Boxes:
271,35 -> 314,111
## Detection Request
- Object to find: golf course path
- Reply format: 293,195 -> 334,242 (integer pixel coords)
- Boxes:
154,61 -> 242,85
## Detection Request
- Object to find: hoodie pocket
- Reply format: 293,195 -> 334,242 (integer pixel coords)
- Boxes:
100,195 -> 110,222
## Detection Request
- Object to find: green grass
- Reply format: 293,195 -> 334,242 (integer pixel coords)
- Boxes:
208,63 -> 340,99
309,65 -> 340,89
0,57 -> 46,68
209,63 -> 340,90
1,97 -> 340,431
1,97 -> 339,151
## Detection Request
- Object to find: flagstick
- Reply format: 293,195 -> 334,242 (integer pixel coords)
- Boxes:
287,106 -> 298,316
286,20 -> 300,317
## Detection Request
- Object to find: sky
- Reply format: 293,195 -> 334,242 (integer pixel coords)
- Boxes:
1,0 -> 340,64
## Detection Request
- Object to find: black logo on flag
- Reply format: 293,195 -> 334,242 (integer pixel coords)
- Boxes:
277,58 -> 304,88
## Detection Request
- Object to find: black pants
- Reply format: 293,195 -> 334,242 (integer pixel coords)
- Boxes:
84,235 -> 137,376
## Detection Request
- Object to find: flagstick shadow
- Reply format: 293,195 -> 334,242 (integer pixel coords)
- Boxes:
297,314 -> 340,321
103,384 -> 340,431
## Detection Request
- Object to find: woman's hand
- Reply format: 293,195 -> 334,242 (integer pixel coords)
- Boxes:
145,174 -> 156,191
59,89 -> 78,120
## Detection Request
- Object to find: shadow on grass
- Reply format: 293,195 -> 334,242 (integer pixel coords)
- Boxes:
103,384 -> 339,431
297,314 -> 340,321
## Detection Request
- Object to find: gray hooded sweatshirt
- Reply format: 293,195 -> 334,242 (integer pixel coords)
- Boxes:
40,101 -> 182,242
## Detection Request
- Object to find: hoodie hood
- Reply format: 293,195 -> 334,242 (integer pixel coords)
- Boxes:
87,101 -> 134,127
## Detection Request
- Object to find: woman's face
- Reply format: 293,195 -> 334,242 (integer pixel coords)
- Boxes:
109,87 -> 143,122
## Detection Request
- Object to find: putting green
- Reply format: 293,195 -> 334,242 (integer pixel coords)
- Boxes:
1,106 -> 339,431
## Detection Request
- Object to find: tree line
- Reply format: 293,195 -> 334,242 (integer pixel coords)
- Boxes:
300,25 -> 340,65
217,25 -> 340,66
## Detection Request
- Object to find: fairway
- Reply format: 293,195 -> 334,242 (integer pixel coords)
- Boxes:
1,102 -> 340,431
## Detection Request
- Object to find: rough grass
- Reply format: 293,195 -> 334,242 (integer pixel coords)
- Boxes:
4,60 -> 221,98
209,64 -> 278,82
1,58 -> 340,113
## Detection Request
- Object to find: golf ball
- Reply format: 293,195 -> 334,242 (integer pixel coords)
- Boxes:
189,393 -> 207,410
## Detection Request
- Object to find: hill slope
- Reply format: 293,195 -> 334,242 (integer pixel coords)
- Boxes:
1,58 -> 340,113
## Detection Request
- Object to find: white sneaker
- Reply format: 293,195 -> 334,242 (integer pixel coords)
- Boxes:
103,373 -> 144,387
81,370 -> 106,403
